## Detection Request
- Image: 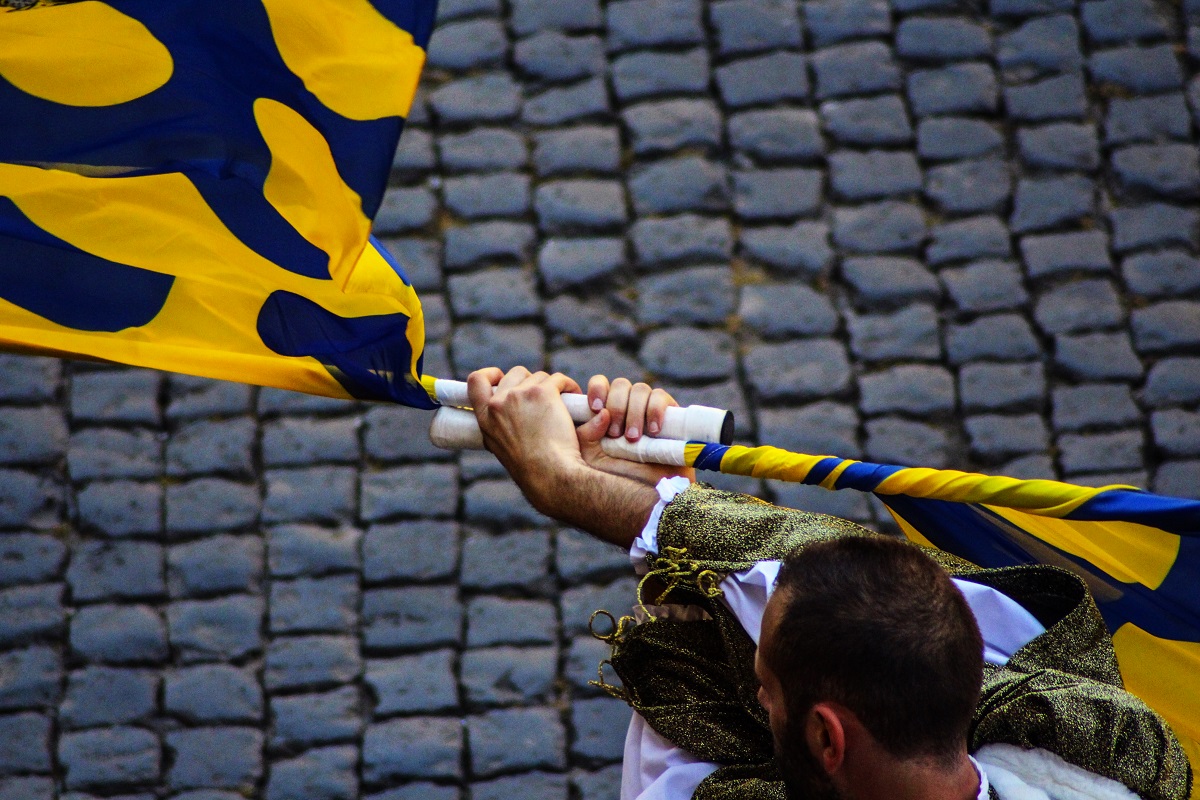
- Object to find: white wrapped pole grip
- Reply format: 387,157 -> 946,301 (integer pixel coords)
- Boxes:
430,407 -> 689,467
429,378 -> 732,444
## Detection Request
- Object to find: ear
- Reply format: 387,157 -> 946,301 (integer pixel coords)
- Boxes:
805,702 -> 847,777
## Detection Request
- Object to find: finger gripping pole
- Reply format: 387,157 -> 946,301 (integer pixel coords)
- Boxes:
430,378 -> 733,445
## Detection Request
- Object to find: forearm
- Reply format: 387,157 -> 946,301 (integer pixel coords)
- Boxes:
526,461 -> 661,549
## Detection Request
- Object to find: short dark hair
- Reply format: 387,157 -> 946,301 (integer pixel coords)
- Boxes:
763,535 -> 983,764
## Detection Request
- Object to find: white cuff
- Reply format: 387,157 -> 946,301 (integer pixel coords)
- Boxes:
630,476 -> 694,569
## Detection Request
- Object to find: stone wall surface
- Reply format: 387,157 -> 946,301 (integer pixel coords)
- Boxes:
2,0 -> 1200,797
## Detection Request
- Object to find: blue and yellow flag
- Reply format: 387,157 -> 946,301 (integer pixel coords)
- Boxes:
686,442 -> 1200,786
0,0 -> 438,408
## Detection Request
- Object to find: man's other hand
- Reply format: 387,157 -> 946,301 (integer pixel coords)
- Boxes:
580,374 -> 695,486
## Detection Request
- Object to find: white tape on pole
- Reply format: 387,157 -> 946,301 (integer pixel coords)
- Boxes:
599,436 -> 687,466
430,406 -> 689,467
431,378 -> 732,444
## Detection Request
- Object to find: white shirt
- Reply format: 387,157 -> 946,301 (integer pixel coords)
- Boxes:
620,479 -> 1137,800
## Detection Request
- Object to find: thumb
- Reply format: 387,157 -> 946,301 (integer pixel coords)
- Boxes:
578,408 -> 610,445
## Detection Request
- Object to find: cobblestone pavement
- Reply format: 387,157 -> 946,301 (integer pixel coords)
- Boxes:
3,0 -> 1200,797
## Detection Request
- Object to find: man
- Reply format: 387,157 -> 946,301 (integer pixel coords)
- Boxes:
467,367 -> 1191,800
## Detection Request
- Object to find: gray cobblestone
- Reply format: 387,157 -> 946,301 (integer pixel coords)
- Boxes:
72,604 -> 166,664
167,478 -> 258,535
866,417 -> 952,468
1055,331 -> 1145,380
168,596 -> 262,663
363,586 -> 461,651
730,109 -> 825,161
745,339 -> 851,400
1005,73 -> 1087,122
375,187 -> 436,234
622,99 -> 722,155
605,0 -> 704,49
167,535 -> 262,598
1019,123 -> 1099,171
716,52 -> 809,108
831,152 -> 921,201
363,521 -> 458,583
0,534 -> 65,587
846,304 -> 941,362
0,647 -> 60,711
631,157 -> 728,215
917,118 -> 1003,161
0,776 -> 53,800
1105,94 -> 1192,146
946,314 -> 1040,364
1034,280 -> 1124,335
363,716 -> 462,782
843,256 -> 940,304
997,14 -> 1083,72
427,19 -> 507,71
811,42 -> 902,98
960,362 -> 1045,412
1109,203 -> 1199,252
1132,301 -> 1200,353
463,478 -> 550,525
70,370 -> 159,425
166,727 -> 262,792
165,665 -> 262,724
271,686 -> 362,748
0,584 -> 64,647
533,127 -> 621,176
68,429 -> 160,481
571,698 -> 631,763
1059,430 -> 1146,473
515,32 -> 604,83
68,540 -> 163,603
710,0 -> 801,55
758,402 -> 860,459
860,365 -> 955,415
270,575 -> 359,635
926,159 -> 1011,214
1143,357 -> 1200,407
1152,409 -> 1200,456
380,238 -> 442,292
927,216 -> 1012,265
805,0 -> 891,46
1156,461 -> 1200,499
1053,384 -> 1142,431
0,356 -> 58,403
1112,144 -> 1200,199
1020,231 -> 1113,277
613,49 -> 709,101
367,650 -> 458,716
462,646 -> 557,706
739,282 -> 838,337
266,746 -> 358,800
430,74 -> 522,124
1011,174 -> 1094,233
908,63 -> 998,116
510,0 -> 601,34
966,414 -> 1049,458
633,215 -> 734,266
1122,249 -> 1200,296
59,726 -> 157,789
392,127 -> 434,175
61,668 -> 156,729
523,78 -> 610,126
78,480 -> 161,537
264,468 -> 359,525
741,221 -> 833,274
833,201 -> 926,253
821,95 -> 912,146
1089,44 -> 1182,93
264,635 -> 361,692
467,597 -> 557,647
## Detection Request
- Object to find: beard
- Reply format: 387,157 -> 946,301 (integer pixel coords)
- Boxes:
775,730 -> 843,800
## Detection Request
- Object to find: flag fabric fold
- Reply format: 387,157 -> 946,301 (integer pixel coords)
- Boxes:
0,0 -> 438,408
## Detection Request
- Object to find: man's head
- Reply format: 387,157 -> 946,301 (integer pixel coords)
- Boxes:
755,535 -> 984,799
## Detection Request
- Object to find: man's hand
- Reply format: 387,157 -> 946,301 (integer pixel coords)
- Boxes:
466,367 -> 683,548
579,375 -> 695,486
467,367 -> 585,512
